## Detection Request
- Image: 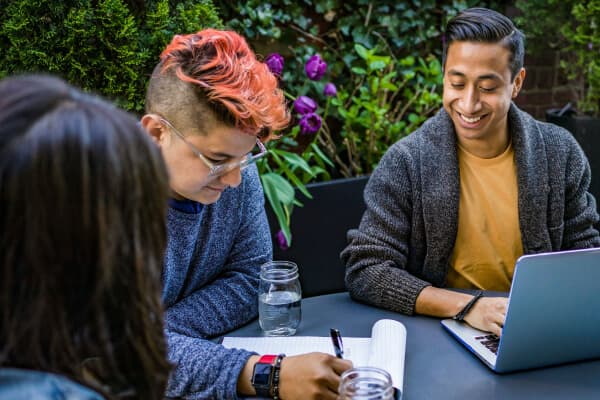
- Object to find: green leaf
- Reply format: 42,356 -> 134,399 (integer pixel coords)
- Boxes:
354,43 -> 369,60
284,170 -> 313,199
380,81 -> 398,91
369,60 -> 387,70
274,149 -> 315,176
261,172 -> 296,205
260,173 -> 295,243
269,151 -> 313,199
310,143 -> 335,167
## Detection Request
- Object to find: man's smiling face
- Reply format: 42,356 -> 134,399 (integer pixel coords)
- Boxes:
443,40 -> 525,153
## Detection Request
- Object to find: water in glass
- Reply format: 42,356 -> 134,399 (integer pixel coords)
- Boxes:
258,261 -> 302,336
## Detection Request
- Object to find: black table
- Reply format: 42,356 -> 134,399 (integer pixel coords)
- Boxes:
228,292 -> 600,399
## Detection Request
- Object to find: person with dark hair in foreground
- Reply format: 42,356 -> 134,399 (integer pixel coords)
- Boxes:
0,74 -> 172,399
342,7 -> 600,337
141,29 -> 351,399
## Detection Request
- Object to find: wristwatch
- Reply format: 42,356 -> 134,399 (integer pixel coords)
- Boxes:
251,354 -> 278,397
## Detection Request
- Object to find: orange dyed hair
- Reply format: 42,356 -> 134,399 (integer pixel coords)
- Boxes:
160,29 -> 290,137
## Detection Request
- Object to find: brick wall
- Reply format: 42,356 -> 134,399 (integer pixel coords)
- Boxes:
514,50 -> 580,120
504,4 -> 581,121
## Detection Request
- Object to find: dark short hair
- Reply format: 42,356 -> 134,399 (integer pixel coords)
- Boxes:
0,74 -> 171,399
442,7 -> 525,80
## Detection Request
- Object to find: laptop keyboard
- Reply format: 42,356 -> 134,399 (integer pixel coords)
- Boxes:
475,334 -> 500,355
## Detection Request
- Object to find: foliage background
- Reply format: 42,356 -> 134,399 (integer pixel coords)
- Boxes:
515,0 -> 600,117
220,0 -> 503,178
218,0 -> 504,242
0,0 -> 517,245
0,0 -> 223,113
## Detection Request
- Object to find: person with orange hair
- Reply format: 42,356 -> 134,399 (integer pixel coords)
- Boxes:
141,29 -> 352,399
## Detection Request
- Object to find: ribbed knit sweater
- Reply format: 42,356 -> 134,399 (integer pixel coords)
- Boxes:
341,104 -> 600,315
162,164 -> 271,399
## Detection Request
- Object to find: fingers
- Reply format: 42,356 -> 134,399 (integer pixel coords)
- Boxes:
482,298 -> 506,336
320,355 -> 352,393
331,357 -> 353,375
279,352 -> 350,400
488,320 -> 503,337
464,296 -> 508,336
325,358 -> 353,394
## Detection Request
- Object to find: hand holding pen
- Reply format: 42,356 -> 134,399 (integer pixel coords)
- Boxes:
330,328 -> 344,359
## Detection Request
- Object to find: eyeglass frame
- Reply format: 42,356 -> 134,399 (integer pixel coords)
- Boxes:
158,117 -> 268,178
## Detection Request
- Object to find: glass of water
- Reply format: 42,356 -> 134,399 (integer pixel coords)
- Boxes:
258,260 -> 302,336
339,366 -> 395,400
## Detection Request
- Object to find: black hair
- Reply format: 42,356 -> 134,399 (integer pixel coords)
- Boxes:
442,7 -> 525,80
0,74 -> 171,399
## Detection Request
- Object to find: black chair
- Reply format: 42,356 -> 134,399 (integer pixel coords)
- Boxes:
546,109 -> 600,230
266,176 -> 369,297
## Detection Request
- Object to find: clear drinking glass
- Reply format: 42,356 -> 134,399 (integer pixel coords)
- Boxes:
258,261 -> 302,336
339,367 -> 395,400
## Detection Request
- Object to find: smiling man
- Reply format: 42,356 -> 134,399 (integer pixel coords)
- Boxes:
342,8 -> 600,337
142,30 -> 351,399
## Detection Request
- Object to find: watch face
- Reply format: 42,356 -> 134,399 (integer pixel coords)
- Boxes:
253,364 -> 273,386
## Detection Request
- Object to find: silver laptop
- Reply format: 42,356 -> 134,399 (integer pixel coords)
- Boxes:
441,247 -> 600,373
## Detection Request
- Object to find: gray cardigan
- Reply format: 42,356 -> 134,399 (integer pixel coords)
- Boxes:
341,104 -> 600,315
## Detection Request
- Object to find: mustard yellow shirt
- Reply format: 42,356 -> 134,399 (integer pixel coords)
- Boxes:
447,141 -> 523,291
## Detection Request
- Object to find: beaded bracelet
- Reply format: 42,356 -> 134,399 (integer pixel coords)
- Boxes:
453,291 -> 484,321
271,354 -> 285,400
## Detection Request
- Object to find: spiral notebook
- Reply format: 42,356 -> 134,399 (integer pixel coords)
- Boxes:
222,318 -> 406,395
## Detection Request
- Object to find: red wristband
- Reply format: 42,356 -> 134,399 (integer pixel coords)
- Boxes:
258,354 -> 277,364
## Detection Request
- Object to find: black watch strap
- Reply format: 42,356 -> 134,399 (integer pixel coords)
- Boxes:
272,354 -> 285,400
252,354 -> 277,397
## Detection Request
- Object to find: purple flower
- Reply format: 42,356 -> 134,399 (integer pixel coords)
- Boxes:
305,54 -> 327,81
265,53 -> 284,76
276,230 -> 289,250
293,95 -> 318,115
589,43 -> 594,51
298,112 -> 322,135
323,82 -> 337,97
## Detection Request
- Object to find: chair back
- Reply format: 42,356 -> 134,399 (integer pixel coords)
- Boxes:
266,176 -> 369,297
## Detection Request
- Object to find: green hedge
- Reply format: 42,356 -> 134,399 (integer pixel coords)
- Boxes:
0,0 -> 222,113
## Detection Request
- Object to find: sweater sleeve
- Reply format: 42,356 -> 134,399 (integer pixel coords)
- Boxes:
164,166 -> 271,338
341,144 -> 430,315
560,134 -> 600,249
164,330 -> 256,399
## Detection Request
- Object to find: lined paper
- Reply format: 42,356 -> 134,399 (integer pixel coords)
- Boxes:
222,319 -> 406,390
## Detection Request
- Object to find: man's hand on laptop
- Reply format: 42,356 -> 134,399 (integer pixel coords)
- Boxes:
464,297 -> 508,337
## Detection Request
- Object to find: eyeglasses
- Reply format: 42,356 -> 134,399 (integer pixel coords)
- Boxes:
159,117 -> 267,178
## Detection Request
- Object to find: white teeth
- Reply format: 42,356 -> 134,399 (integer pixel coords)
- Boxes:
461,114 -> 482,123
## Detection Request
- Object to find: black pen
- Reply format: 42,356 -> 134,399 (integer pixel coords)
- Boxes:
329,328 -> 344,359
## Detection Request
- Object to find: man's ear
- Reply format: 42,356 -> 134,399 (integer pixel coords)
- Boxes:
140,114 -> 166,145
511,68 -> 526,99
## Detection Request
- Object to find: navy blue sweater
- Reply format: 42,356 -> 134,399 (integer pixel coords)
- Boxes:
163,164 -> 271,399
